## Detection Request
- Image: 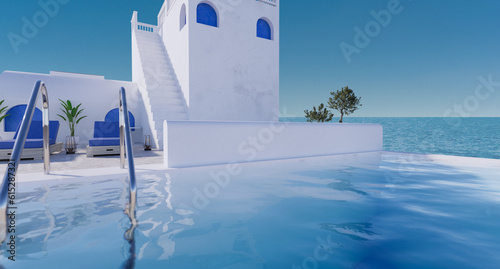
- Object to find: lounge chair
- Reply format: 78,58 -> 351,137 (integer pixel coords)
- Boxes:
0,121 -> 63,160
86,121 -> 122,157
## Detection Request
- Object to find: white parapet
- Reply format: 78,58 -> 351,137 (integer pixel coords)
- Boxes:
163,120 -> 383,168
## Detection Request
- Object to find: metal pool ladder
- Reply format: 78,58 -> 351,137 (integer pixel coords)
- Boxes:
0,81 -> 50,244
120,87 -> 138,228
120,87 -> 138,268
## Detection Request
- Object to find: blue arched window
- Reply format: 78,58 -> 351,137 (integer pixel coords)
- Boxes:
104,108 -> 135,127
180,4 -> 187,30
197,3 -> 218,27
257,18 -> 272,40
4,105 -> 42,132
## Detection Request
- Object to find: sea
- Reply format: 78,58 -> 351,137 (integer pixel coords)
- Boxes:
280,117 -> 500,160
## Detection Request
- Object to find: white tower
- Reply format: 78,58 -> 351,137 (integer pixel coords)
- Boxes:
132,0 -> 279,147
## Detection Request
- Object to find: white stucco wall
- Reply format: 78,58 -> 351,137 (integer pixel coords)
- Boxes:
164,121 -> 383,168
188,0 -> 279,121
0,71 -> 148,146
159,0 -> 279,121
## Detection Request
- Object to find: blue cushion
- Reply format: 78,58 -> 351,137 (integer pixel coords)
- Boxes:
13,121 -> 60,141
88,121 -> 121,147
93,121 -> 120,138
104,108 -> 135,128
0,138 -> 56,149
88,138 -> 120,147
4,105 -> 42,132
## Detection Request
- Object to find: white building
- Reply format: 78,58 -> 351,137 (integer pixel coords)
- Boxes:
1,0 -> 280,150
0,0 -> 383,167
132,0 -> 280,147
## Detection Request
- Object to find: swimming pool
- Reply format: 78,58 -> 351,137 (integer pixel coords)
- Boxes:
2,152 -> 500,268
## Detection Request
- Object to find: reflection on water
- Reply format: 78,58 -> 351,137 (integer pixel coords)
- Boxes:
134,173 -> 195,261
320,222 -> 380,241
7,172 -> 188,267
122,178 -> 138,269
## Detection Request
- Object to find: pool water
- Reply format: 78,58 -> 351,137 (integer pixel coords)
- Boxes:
2,152 -> 500,268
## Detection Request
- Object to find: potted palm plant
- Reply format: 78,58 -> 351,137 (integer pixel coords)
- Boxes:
0,100 -> 8,140
57,99 -> 87,154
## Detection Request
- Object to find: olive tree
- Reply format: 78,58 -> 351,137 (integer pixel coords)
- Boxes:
304,103 -> 333,123
328,86 -> 362,123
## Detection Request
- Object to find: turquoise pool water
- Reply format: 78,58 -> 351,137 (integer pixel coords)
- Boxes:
2,152 -> 500,268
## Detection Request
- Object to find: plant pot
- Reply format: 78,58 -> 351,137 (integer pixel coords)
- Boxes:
65,135 -> 77,154
144,135 -> 152,151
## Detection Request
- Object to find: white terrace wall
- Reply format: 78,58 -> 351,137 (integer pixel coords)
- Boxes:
164,121 -> 383,168
0,71 -> 149,146
158,0 -> 280,121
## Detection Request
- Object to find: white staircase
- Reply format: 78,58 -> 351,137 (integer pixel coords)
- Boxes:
133,22 -> 188,149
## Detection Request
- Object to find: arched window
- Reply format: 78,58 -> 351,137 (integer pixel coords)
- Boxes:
4,105 -> 42,132
180,4 -> 187,30
197,2 -> 218,27
257,18 -> 272,40
104,108 -> 135,127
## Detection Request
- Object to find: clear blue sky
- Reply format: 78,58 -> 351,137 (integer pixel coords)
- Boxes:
1,0 -> 500,117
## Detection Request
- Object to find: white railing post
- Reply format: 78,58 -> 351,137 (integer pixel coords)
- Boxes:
131,11 -> 138,33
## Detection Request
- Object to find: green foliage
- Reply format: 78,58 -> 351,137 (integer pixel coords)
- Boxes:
328,86 -> 362,123
57,99 -> 87,136
304,103 -> 333,123
0,100 -> 9,123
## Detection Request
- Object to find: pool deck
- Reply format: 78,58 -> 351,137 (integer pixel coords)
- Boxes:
1,149 -> 499,183
0,145 -> 165,181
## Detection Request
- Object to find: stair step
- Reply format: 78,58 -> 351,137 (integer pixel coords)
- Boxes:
137,41 -> 162,47
140,58 -> 171,66
148,83 -> 180,90
142,71 -> 177,80
147,83 -> 180,90
149,99 -> 181,106
136,36 -> 160,42
142,70 -> 176,78
151,105 -> 184,111
149,97 -> 183,104
153,91 -> 181,98
141,62 -> 173,69
148,93 -> 181,100
137,43 -> 164,49
139,50 -> 168,56
153,112 -> 188,120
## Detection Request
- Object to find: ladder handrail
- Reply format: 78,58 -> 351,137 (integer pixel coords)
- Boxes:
0,80 -> 50,244
120,87 -> 138,267
119,87 -> 137,226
